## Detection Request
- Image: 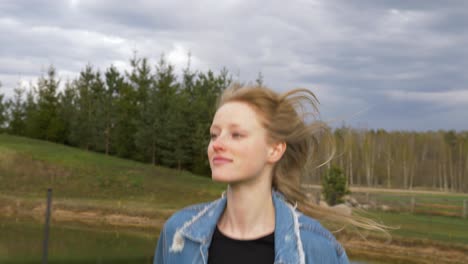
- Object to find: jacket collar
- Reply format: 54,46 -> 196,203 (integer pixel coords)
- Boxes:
175,190 -> 305,264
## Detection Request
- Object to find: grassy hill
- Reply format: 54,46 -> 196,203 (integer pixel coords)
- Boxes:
0,133 -> 224,208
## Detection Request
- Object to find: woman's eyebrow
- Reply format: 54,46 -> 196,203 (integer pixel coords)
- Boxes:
210,123 -> 242,130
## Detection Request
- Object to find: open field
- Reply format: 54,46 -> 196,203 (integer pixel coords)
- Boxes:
0,134 -> 224,206
304,184 -> 468,218
1,134 -> 468,263
368,211 -> 468,244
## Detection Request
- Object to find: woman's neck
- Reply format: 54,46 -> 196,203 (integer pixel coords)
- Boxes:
217,179 -> 275,240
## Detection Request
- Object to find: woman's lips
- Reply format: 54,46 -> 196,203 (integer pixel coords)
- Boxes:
213,157 -> 232,165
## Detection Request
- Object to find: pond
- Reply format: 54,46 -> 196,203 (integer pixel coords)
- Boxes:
0,217 -> 155,263
0,217 -> 380,263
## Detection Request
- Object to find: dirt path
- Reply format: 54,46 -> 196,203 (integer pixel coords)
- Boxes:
302,184 -> 468,196
0,197 -> 171,230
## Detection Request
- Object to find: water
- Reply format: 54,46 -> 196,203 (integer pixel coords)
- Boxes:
0,217 -> 155,263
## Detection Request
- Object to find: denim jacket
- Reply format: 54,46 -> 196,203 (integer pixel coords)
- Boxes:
154,190 -> 349,264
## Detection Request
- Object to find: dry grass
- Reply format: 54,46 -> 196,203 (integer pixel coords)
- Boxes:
0,194 -> 171,232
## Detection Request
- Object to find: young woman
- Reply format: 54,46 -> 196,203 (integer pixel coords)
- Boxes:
154,84 -> 384,264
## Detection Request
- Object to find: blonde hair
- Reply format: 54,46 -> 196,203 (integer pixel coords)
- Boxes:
216,83 -> 390,238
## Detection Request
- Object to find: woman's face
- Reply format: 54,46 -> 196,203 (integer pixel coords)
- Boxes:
208,102 -> 273,184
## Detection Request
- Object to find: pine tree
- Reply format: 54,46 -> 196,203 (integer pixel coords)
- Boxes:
7,87 -> 27,135
322,166 -> 350,206
89,70 -> 106,152
56,81 -> 77,145
23,87 -> 38,138
178,62 -> 198,170
71,65 -> 97,150
169,91 -> 192,170
0,83 -> 10,132
102,65 -> 123,155
32,65 -> 62,141
153,55 -> 180,167
129,56 -> 156,163
113,68 -> 138,159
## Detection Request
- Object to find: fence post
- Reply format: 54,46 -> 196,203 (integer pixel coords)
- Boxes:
410,197 -> 416,213
316,192 -> 321,205
463,199 -> 468,219
42,188 -> 52,264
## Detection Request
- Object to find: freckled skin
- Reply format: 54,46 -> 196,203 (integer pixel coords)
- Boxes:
207,102 -> 273,184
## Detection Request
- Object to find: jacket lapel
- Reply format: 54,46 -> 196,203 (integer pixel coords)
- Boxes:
272,191 -> 305,264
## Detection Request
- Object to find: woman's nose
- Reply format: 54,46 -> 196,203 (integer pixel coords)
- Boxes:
212,135 -> 226,151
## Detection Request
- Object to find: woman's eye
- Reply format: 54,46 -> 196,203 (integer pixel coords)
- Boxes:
210,133 -> 217,139
232,133 -> 242,139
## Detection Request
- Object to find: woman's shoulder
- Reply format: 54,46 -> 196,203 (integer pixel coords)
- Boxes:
162,200 -> 216,231
297,212 -> 348,260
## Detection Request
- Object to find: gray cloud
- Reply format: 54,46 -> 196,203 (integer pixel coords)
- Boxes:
0,0 -> 467,131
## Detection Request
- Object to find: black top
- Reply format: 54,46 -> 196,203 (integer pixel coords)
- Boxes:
208,225 -> 275,264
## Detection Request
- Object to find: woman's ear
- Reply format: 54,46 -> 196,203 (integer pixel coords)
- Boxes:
267,141 -> 287,163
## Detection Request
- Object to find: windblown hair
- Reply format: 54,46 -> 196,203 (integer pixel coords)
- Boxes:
216,83 -> 390,237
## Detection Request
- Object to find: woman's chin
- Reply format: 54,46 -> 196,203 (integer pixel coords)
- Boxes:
211,174 -> 239,184
211,175 -> 231,183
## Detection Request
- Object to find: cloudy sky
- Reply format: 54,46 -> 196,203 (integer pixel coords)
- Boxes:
1,0 -> 467,131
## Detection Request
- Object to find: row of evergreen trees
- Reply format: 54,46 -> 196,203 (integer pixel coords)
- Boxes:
0,55 -> 231,175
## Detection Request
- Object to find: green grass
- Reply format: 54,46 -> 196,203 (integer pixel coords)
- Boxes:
0,133 -> 225,209
362,210 -> 468,244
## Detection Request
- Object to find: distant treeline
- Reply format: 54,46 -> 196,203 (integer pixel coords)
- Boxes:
0,55 -> 466,192
313,128 -> 468,193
